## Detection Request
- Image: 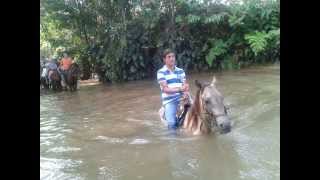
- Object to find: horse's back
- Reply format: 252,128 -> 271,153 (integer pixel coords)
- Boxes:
66,63 -> 80,91
49,69 -> 60,81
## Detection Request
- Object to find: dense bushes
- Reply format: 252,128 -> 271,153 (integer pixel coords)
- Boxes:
41,0 -> 280,82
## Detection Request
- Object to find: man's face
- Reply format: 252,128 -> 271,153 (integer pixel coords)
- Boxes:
164,52 -> 175,67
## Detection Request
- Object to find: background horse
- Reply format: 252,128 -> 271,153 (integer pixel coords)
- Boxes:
159,76 -> 231,135
48,69 -> 62,91
40,63 -> 42,84
65,63 -> 80,91
40,67 -> 49,89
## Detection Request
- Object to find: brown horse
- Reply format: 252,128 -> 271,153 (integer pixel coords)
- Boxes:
48,69 -> 62,91
65,63 -> 80,91
159,76 -> 231,135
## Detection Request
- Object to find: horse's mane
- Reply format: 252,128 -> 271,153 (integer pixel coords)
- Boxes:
183,83 -> 213,134
184,88 -> 202,127
191,89 -> 202,116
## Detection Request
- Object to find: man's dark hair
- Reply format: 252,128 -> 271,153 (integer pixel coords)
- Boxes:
162,48 -> 175,59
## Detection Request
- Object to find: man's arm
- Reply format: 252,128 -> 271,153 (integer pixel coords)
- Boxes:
180,70 -> 189,91
157,70 -> 188,93
182,82 -> 189,92
159,81 -> 183,94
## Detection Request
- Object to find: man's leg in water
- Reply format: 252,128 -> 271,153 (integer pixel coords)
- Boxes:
57,69 -> 63,83
164,101 -> 179,134
59,69 -> 67,88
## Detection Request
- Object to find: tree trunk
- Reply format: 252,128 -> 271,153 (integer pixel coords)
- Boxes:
168,0 -> 176,49
80,56 -> 91,80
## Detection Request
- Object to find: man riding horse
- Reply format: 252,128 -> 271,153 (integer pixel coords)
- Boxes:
157,49 -> 192,133
44,59 -> 58,85
157,49 -> 232,135
58,53 -> 73,89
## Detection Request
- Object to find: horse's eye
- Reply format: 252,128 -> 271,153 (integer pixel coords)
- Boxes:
205,100 -> 210,104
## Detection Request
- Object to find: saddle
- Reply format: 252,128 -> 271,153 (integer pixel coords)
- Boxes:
48,70 -> 54,78
159,93 -> 192,127
177,93 -> 192,126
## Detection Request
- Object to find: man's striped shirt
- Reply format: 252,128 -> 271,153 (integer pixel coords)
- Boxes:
157,65 -> 186,105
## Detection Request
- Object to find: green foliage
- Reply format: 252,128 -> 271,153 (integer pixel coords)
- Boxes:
244,28 -> 279,59
245,31 -> 269,56
268,28 -> 280,47
187,15 -> 201,24
204,12 -> 228,24
41,0 -> 280,82
205,39 -> 228,67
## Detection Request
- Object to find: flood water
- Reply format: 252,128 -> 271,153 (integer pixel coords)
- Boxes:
40,64 -> 280,180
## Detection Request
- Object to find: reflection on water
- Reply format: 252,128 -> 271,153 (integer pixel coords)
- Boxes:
40,64 -> 280,180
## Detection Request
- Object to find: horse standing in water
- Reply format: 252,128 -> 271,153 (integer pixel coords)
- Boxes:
64,63 -> 80,91
48,69 -> 62,91
40,67 -> 49,89
160,76 -> 231,135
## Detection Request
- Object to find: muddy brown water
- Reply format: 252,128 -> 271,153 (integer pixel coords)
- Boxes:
40,64 -> 280,180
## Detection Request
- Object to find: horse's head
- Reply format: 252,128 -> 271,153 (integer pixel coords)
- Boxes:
195,76 -> 231,134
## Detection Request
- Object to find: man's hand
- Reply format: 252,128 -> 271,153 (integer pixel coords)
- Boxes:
181,83 -> 189,92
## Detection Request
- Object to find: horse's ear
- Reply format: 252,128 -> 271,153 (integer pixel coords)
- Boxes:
211,76 -> 216,86
195,80 -> 202,89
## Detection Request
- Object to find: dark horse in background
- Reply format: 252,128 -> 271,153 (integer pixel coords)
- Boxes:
64,63 -> 80,91
40,69 -> 62,91
49,69 -> 62,91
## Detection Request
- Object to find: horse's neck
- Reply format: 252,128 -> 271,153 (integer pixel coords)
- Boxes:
183,92 -> 211,134
183,98 -> 201,128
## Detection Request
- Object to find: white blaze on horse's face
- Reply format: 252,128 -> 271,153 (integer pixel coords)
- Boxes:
201,82 -> 231,134
211,76 -> 216,86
